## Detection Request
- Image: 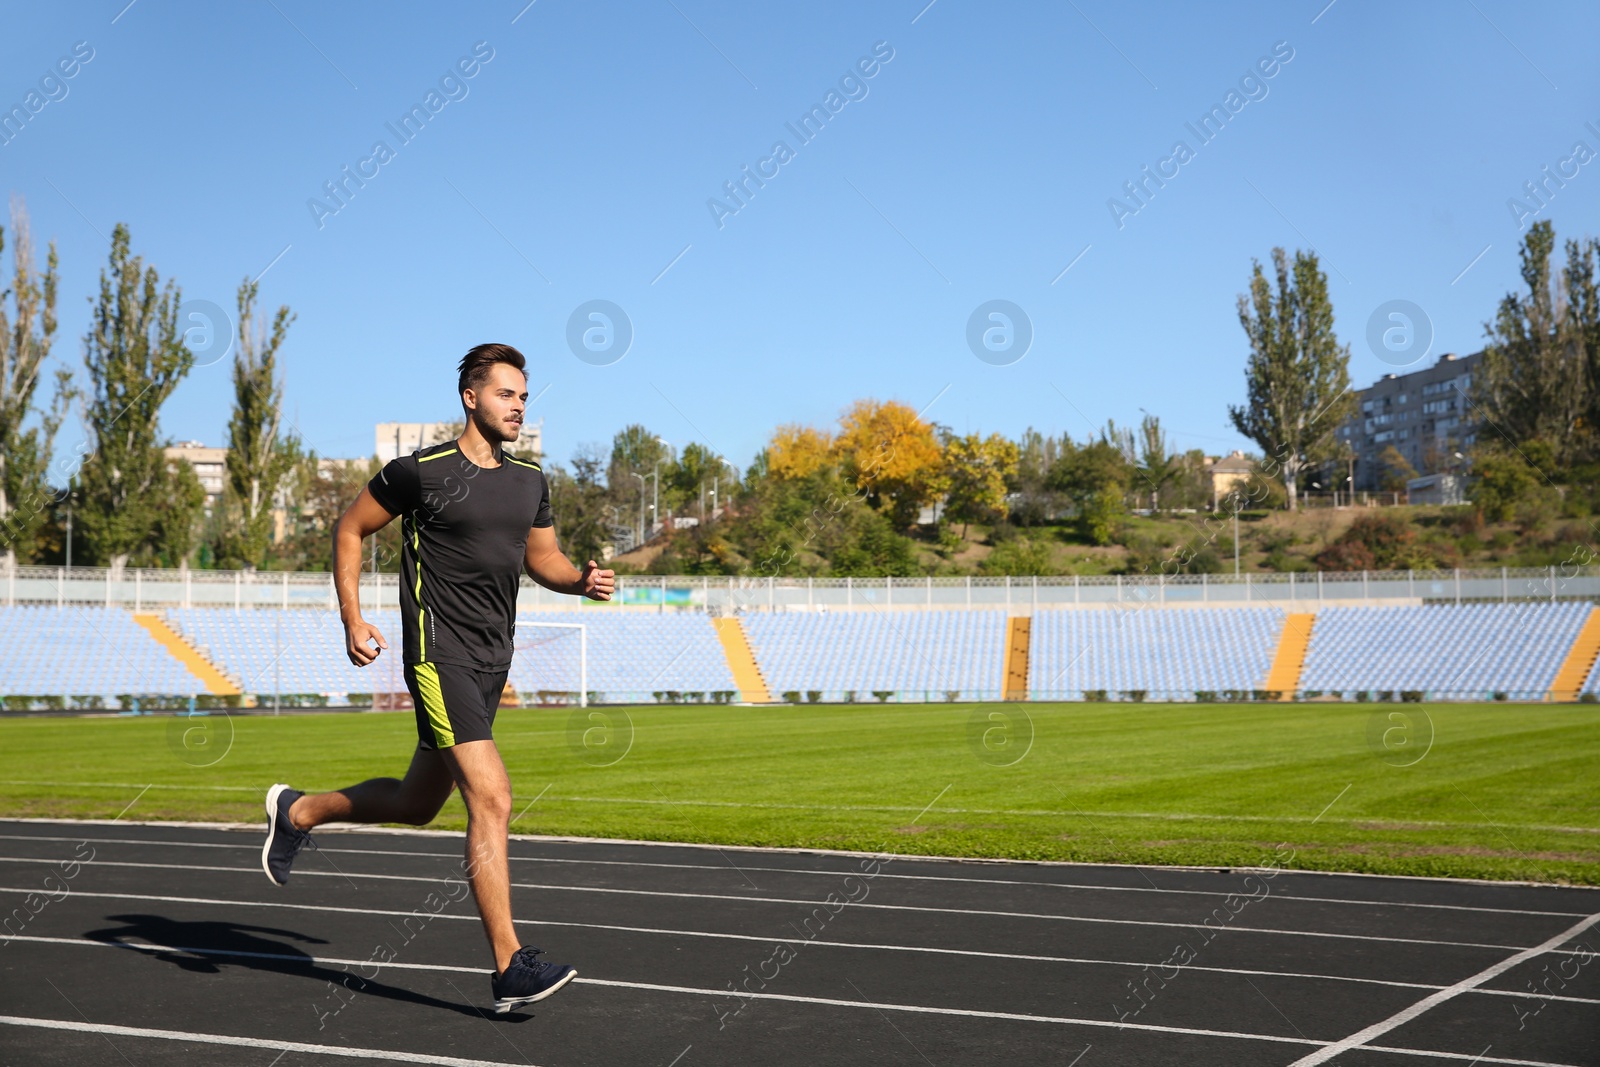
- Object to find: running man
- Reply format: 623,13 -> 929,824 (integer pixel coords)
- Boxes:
260,343 -> 614,1013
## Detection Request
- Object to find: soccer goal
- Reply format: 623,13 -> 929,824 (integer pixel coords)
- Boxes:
515,621 -> 588,707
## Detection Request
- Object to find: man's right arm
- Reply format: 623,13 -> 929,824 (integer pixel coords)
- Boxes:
334,486 -> 399,666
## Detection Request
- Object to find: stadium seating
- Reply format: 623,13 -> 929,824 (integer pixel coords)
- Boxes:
1028,606 -> 1282,699
0,605 -> 203,699
4,601 -> 1598,705
165,608 -> 735,702
509,612 -> 736,702
1299,602 -> 1593,700
740,610 -> 1005,700
167,608 -> 405,697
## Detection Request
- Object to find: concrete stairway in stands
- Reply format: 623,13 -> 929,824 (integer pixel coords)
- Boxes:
712,617 -> 773,704
132,613 -> 241,696
1549,606 -> 1600,702
1263,613 -> 1316,699
1003,617 -> 1031,701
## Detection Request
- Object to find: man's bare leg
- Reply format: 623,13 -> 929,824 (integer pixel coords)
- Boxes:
438,738 -> 521,974
289,746 -> 455,829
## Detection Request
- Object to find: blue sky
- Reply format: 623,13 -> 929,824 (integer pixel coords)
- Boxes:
3,0 -> 1598,472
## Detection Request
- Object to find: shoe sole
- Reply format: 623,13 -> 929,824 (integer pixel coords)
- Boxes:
262,783 -> 291,887
493,968 -> 577,1013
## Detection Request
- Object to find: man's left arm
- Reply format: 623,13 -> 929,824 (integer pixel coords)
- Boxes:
524,525 -> 614,600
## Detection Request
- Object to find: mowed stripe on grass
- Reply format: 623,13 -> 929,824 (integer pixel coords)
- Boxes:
1,701 -> 1596,882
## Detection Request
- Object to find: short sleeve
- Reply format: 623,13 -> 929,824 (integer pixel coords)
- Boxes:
368,455 -> 421,516
532,472 -> 553,528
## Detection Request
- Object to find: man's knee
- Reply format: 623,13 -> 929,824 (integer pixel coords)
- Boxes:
464,785 -> 512,823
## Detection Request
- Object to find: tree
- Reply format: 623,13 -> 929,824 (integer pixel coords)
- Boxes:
1009,428 -> 1070,526
1469,442 -> 1560,525
272,455 -> 385,572
1164,448 -> 1214,511
546,445 -> 616,565
76,224 -> 199,571
827,507 -> 920,576
221,277 -> 300,568
609,423 -> 667,481
1229,247 -> 1355,512
941,432 -> 1019,537
1135,413 -> 1177,510
767,424 -> 834,480
1047,432 -> 1133,545
1376,445 -> 1417,493
664,441 -> 732,519
608,423 -> 668,530
1476,221 -> 1599,465
0,196 -> 72,568
834,399 -> 944,527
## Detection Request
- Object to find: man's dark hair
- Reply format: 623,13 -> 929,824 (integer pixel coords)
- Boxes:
457,343 -> 527,397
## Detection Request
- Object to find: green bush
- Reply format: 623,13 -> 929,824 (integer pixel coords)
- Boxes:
980,536 -> 1057,576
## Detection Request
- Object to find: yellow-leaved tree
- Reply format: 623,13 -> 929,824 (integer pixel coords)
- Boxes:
834,399 -> 944,527
941,432 -> 1019,537
767,423 -> 835,480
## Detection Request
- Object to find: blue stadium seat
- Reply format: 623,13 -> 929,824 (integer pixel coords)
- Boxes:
741,610 -> 1005,700
167,608 -> 404,697
0,605 -> 203,698
1299,602 -> 1592,700
1027,607 -> 1281,700
510,612 -> 735,701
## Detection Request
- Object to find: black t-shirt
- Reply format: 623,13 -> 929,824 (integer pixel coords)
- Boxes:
367,441 -> 553,670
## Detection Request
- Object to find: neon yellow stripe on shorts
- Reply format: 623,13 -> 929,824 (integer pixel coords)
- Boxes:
413,662 -> 454,748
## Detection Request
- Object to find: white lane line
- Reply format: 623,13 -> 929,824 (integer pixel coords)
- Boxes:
5,890 -> 1594,997
7,936 -> 1592,1065
0,858 -> 1535,951
4,834 -> 1585,919
21,927 -> 1587,1004
0,1015 -> 536,1066
1287,911 -> 1600,1066
563,978 -> 1593,1064
0,959 -> 1324,1049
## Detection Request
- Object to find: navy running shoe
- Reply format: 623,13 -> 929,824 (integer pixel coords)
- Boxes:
491,947 -> 577,1012
261,783 -> 315,886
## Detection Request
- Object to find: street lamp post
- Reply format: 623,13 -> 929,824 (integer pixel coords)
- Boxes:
651,436 -> 670,537
652,459 -> 662,535
629,471 -> 646,546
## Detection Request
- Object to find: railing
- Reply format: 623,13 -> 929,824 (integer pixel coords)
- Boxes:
1,564 -> 1595,612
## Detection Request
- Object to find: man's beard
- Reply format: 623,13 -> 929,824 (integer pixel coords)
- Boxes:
471,407 -> 519,444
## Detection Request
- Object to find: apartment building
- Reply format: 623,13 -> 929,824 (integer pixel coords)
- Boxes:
1334,351 -> 1481,492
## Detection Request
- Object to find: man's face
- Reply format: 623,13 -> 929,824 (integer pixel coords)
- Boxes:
464,363 -> 528,443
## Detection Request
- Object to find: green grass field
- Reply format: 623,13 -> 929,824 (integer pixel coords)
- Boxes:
2,700 -> 1596,884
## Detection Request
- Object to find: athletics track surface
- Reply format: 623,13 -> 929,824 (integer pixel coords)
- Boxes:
0,819 -> 1595,1066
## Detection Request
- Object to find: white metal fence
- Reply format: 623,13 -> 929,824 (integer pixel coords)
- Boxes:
2,564 -> 1596,612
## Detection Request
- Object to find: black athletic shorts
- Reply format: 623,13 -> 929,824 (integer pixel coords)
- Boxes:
404,661 -> 508,750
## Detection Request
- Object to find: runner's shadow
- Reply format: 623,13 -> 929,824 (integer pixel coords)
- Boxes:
82,913 -> 532,1022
